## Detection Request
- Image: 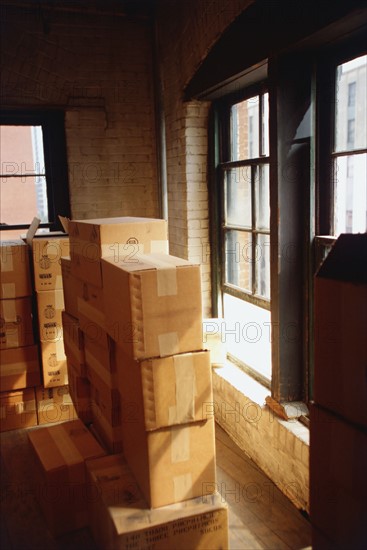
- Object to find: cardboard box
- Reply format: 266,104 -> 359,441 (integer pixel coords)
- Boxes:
31,235 -> 70,291
102,253 -> 203,360
40,340 -> 68,388
122,415 -> 216,509
86,333 -> 120,427
27,419 -> 106,536
66,358 -> 92,424
61,256 -> 83,319
86,453 -> 228,550
0,297 -> 34,349
0,240 -> 32,298
62,311 -> 85,375
36,384 -> 77,425
69,216 -> 168,287
84,331 -> 115,385
76,278 -> 106,332
314,233 -> 367,427
36,289 -> 64,342
114,347 -> 213,430
0,345 -> 40,391
0,387 -> 37,431
310,403 -> 367,548
90,401 -> 124,454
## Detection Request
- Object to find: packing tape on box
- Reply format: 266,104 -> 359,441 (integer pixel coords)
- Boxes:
156,268 -> 177,297
49,423 -> 84,465
5,328 -> 20,348
1,283 -> 15,299
1,299 -> 17,322
1,358 -> 37,377
171,425 -> 190,463
168,355 -> 196,425
55,290 -> 65,310
158,332 -> 179,357
56,275 -> 63,289
0,405 -> 6,419
85,349 -> 111,387
173,473 -> 193,503
0,249 -> 13,272
56,338 -> 66,361
16,399 -> 36,414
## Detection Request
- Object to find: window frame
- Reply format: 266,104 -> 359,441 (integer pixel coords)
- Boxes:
0,110 -> 71,233
210,81 -> 272,387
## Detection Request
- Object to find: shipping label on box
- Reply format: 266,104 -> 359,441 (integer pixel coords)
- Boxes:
0,344 -> 41,392
0,387 -> 37,432
61,256 -> 84,319
36,384 -> 77,425
0,240 -> 32,299
68,216 -> 168,287
114,347 -> 213,430
0,296 -> 34,349
37,289 -> 64,342
86,454 -> 228,550
102,253 -> 204,360
27,419 -> 106,536
40,340 -> 68,388
31,236 -> 70,291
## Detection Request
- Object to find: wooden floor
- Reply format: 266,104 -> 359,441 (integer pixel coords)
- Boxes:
0,423 -> 312,550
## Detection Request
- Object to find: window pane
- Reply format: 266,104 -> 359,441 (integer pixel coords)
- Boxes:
223,293 -> 271,380
225,167 -> 252,227
230,96 -> 259,160
334,153 -> 367,235
225,230 -> 252,292
255,164 -> 270,230
335,55 -> 367,152
0,125 -> 48,226
261,93 -> 269,156
255,233 -> 271,299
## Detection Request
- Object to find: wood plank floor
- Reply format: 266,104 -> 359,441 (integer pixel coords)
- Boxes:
0,422 -> 312,550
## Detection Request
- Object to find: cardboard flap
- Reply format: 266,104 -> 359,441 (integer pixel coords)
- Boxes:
316,233 -> 367,283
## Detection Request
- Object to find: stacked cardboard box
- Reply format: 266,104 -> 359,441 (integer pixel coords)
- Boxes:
62,217 -> 169,452
31,234 -> 70,389
311,234 -> 367,549
86,453 -> 228,550
27,418 -> 106,536
58,216 -> 225,546
0,240 -> 39,431
102,253 -> 217,508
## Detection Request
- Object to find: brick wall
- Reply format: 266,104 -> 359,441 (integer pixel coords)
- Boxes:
156,0 -> 253,315
1,5 -> 159,220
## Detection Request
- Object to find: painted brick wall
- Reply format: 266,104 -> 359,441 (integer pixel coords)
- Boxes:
156,0 -> 253,315
0,5 -> 159,220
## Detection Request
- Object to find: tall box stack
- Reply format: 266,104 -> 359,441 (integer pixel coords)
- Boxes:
102,252 -> 217,509
0,240 -> 39,431
63,216 -> 226,546
311,233 -> 367,549
31,235 -> 70,389
66,217 -> 169,453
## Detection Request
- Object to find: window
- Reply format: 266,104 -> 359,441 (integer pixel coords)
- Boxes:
215,88 -> 271,387
0,111 -> 70,239
333,55 -> 367,236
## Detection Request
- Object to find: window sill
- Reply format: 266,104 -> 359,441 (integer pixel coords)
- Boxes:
212,360 -> 310,446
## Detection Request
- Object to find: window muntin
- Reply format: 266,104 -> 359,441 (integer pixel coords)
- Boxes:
332,54 -> 367,235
